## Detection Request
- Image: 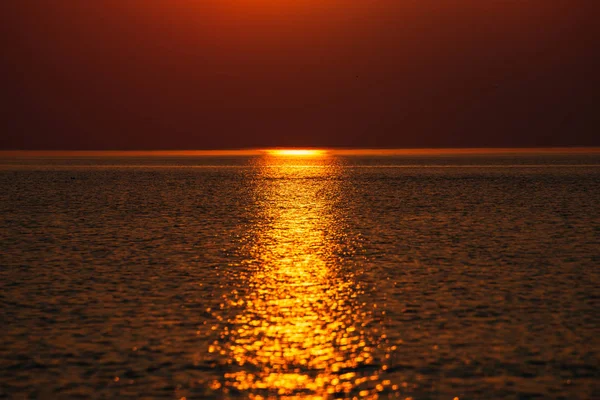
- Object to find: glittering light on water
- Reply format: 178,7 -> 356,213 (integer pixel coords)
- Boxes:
211,153 -> 391,398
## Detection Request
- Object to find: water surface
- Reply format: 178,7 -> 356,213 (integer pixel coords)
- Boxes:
1,151 -> 599,399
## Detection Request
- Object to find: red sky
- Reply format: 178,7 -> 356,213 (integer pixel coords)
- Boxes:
1,1 -> 598,150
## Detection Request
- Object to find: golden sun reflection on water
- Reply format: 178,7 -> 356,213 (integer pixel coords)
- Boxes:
213,154 -> 391,398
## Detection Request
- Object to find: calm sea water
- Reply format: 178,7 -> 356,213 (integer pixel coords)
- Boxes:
1,152 -> 599,399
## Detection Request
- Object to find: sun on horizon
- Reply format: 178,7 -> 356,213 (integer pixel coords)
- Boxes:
264,149 -> 328,157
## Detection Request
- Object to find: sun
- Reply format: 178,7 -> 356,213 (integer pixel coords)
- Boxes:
264,149 -> 327,157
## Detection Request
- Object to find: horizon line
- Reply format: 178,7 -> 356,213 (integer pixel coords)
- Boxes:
1,147 -> 600,157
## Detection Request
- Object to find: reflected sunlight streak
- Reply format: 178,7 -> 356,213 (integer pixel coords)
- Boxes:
212,153 -> 390,398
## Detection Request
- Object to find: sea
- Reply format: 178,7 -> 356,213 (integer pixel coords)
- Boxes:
1,150 -> 598,399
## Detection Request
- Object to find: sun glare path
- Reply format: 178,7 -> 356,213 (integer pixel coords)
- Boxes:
209,156 -> 391,398
264,149 -> 328,156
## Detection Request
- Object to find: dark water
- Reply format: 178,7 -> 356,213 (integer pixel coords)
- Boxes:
1,152 -> 599,399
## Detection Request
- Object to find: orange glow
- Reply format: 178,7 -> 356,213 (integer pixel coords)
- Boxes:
264,149 -> 328,157
1,148 -> 598,159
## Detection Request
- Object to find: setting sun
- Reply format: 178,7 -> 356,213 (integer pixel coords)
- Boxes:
264,149 -> 327,156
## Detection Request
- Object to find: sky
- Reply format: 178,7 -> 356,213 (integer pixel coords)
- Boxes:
1,1 -> 598,150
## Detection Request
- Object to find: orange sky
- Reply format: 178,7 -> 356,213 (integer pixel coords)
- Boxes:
1,1 -> 598,150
